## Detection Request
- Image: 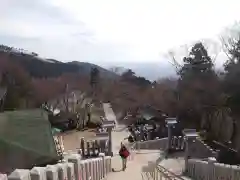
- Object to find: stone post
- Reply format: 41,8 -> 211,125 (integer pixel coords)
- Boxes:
8,170 -> 31,180
56,163 -> 68,180
66,163 -> 75,180
0,174 -> 7,180
30,167 -> 46,180
140,124 -> 144,141
95,140 -> 100,155
207,157 -> 217,180
68,154 -> 81,180
184,136 -> 189,172
97,159 -> 101,180
79,160 -> 88,180
85,160 -> 92,180
165,118 -> 177,152
104,156 -> 112,174
95,133 -> 109,155
80,138 -> 85,158
99,153 -> 105,178
182,129 -> 198,173
101,121 -> 115,156
95,159 -> 101,180
46,165 -> 58,180
92,159 -> 97,180
86,141 -> 91,157
107,127 -> 113,156
167,125 -> 172,150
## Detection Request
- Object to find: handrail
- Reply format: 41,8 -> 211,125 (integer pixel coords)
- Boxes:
141,162 -> 185,180
156,165 -> 185,180
127,141 -> 136,160
142,169 -> 184,180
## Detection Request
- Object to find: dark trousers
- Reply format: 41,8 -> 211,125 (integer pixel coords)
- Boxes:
121,157 -> 127,170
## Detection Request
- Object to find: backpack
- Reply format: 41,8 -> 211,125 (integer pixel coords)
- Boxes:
122,149 -> 130,158
119,147 -> 130,158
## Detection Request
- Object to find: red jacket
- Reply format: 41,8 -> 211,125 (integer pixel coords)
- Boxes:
119,146 -> 130,158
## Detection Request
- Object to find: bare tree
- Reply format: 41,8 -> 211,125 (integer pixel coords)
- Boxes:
201,39 -> 221,64
167,50 -> 183,73
109,66 -> 125,75
219,21 -> 240,60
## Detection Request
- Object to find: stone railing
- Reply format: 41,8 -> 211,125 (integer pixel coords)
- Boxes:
135,138 -> 168,151
170,136 -> 185,151
0,153 -> 112,180
79,137 -> 109,158
141,159 -> 185,180
188,138 -> 218,159
186,157 -> 240,180
195,138 -> 218,158
126,142 -> 137,161
135,136 -> 185,152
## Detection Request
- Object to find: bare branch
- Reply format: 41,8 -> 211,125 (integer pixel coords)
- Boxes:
201,39 -> 221,64
167,50 -> 182,73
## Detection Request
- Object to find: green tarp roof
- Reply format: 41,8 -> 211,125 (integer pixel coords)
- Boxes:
0,109 -> 59,174
52,128 -> 62,135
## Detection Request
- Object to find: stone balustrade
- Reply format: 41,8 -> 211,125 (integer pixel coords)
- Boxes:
79,138 -> 109,158
187,157 -> 240,180
135,138 -> 168,151
170,136 -> 185,151
135,136 -> 185,151
188,138 -> 218,159
0,153 -> 112,180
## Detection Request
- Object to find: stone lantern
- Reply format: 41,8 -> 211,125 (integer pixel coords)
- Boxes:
101,120 -> 115,156
165,117 -> 177,151
182,129 -> 198,172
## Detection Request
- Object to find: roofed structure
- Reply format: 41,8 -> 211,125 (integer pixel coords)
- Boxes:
0,109 -> 59,174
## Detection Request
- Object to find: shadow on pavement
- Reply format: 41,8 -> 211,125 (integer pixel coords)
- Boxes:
112,168 -> 123,172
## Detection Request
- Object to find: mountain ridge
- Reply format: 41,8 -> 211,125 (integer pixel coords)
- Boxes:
0,45 -> 118,79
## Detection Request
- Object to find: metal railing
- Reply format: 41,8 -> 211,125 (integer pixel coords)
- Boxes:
142,164 -> 185,180
126,141 -> 136,161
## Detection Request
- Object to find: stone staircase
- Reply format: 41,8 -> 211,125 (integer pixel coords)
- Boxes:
102,103 -> 189,180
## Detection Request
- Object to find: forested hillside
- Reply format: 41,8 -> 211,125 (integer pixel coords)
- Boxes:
0,45 -> 116,78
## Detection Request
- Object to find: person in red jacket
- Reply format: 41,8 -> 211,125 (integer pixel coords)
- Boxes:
119,142 -> 130,171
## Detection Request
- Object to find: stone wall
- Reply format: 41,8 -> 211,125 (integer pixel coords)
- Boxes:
0,153 -> 112,180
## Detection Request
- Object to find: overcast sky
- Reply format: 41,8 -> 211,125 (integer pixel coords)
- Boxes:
1,0 -> 240,69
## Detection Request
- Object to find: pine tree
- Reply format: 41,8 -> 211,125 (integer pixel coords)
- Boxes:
178,42 -> 218,127
224,38 -> 240,113
90,67 -> 100,88
179,42 -> 214,81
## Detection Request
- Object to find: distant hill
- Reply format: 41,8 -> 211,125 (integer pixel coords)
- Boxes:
0,45 -> 117,79
69,61 -> 118,79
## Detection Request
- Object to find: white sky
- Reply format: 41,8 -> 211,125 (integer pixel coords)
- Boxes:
1,0 -> 240,66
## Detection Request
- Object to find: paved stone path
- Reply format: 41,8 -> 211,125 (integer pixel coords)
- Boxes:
102,103 -> 160,180
103,103 -> 190,180
106,125 -> 161,180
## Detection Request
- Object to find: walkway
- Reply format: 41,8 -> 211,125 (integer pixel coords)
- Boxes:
106,124 -> 161,180
102,102 -> 161,180
102,103 -> 189,180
